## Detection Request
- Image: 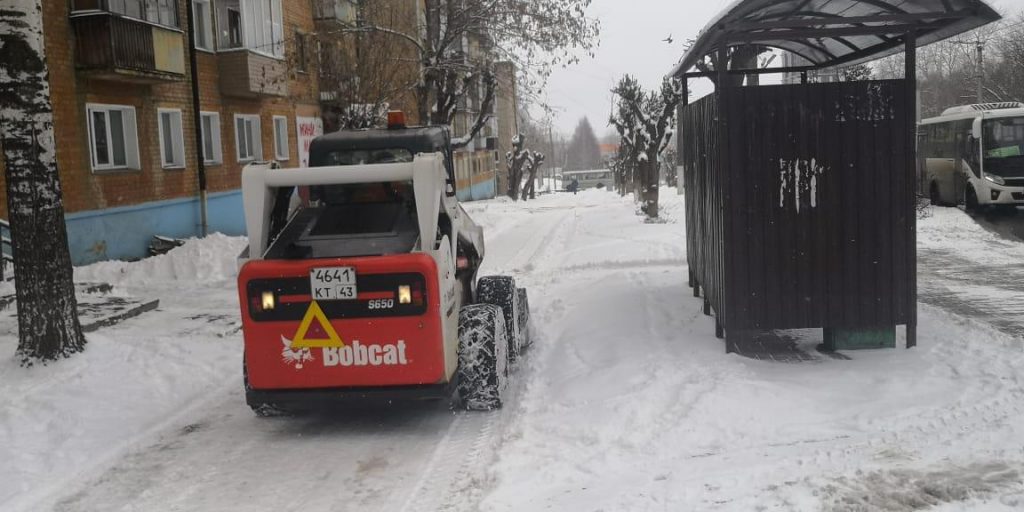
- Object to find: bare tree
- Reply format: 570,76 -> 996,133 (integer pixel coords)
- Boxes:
0,0 -> 86,365
338,0 -> 599,147
687,43 -> 770,87
609,75 -> 682,218
505,134 -> 530,200
521,151 -> 545,201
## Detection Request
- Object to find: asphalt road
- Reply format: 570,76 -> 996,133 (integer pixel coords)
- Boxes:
970,206 -> 1024,241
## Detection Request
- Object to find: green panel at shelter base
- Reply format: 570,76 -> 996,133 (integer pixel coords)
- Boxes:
823,327 -> 896,350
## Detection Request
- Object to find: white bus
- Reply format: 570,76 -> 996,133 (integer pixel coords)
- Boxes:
559,169 -> 614,191
919,103 -> 1024,210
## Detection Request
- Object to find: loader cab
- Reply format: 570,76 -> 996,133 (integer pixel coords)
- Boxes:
262,123 -> 460,261
308,124 -> 458,196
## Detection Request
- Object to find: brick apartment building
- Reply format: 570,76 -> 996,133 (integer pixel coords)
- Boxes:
0,0 -> 321,264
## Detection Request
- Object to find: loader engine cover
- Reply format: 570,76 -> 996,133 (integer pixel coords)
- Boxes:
239,254 -> 446,390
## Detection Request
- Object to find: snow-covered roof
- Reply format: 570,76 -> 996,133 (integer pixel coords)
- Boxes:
670,0 -> 1001,78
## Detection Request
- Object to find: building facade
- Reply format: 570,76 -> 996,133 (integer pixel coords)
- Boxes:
314,0 -> 423,131
0,0 -> 320,264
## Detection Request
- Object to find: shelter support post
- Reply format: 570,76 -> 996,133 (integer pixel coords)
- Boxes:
905,31 -> 918,349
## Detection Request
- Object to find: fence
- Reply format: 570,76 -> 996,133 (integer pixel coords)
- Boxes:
681,80 -> 917,350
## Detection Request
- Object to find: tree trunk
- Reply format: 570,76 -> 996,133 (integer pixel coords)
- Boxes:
641,156 -> 659,218
0,1 -> 87,365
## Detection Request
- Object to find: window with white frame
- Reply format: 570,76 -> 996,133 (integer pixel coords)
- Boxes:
158,109 -> 186,168
273,115 -> 289,160
86,104 -> 140,171
235,114 -> 262,161
192,0 -> 214,50
105,0 -> 179,28
200,111 -> 222,164
216,0 -> 284,58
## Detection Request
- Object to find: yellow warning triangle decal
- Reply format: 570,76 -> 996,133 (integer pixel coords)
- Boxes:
291,301 -> 345,349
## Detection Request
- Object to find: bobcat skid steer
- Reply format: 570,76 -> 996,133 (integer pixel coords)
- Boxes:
237,115 -> 530,416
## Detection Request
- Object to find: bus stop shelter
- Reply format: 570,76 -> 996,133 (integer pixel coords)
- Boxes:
672,0 -> 1000,352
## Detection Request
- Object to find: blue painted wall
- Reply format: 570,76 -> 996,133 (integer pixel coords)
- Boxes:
66,190 -> 245,265
66,178 -> 496,265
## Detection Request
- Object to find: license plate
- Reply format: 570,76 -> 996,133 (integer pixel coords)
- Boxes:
310,267 -> 357,301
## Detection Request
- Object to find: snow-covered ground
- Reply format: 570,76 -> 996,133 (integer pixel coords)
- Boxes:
2,189 -> 1024,511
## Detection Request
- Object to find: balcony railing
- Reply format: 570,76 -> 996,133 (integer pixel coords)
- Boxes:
71,12 -> 185,83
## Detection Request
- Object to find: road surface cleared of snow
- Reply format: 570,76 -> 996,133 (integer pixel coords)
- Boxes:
1,189 -> 1023,511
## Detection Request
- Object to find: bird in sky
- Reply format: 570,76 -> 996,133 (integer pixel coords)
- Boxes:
663,34 -> 674,44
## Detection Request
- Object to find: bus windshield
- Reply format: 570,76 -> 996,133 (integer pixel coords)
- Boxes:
983,117 -> 1024,176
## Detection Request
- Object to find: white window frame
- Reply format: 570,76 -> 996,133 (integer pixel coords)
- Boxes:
234,114 -> 262,162
157,108 -> 186,169
191,0 -> 215,51
272,115 -> 289,161
86,103 -> 141,172
240,0 -> 284,58
200,111 -> 223,164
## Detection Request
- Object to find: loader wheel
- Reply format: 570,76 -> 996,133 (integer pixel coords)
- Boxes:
516,287 -> 532,350
456,304 -> 508,411
965,186 -> 980,212
243,357 -> 292,418
477,276 -> 521,364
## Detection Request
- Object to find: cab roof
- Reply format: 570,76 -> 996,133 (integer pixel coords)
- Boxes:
308,126 -> 451,167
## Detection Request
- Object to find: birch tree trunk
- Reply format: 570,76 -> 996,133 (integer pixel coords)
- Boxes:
0,0 -> 86,364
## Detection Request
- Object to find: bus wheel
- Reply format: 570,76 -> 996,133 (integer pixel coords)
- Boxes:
930,182 -> 942,206
965,186 -> 980,212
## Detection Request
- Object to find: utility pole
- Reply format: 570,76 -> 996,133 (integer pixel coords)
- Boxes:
954,39 -> 985,103
975,40 -> 984,103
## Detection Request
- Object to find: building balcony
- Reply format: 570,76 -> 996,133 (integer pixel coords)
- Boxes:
70,12 -> 185,83
217,50 -> 289,98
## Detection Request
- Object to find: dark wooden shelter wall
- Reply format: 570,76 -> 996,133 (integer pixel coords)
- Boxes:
681,93 -> 728,321
684,80 -> 915,332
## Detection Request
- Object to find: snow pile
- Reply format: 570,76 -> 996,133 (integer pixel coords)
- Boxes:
1,234 -> 246,512
5,186 -> 1024,511
75,233 -> 247,286
918,207 -> 1024,265
820,462 -> 1021,511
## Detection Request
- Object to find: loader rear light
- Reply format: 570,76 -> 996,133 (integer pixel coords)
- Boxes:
244,271 -> 429,321
261,291 -> 276,311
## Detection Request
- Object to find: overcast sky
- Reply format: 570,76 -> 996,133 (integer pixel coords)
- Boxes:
543,0 -> 1016,137
541,0 -> 735,136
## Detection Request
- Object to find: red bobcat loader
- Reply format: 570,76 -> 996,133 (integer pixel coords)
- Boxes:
237,118 -> 530,415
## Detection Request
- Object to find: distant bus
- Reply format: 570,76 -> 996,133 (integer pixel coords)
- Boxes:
559,170 -> 614,191
918,103 -> 1024,210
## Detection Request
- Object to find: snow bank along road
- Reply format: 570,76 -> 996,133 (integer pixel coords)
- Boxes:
3,189 -> 1024,511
